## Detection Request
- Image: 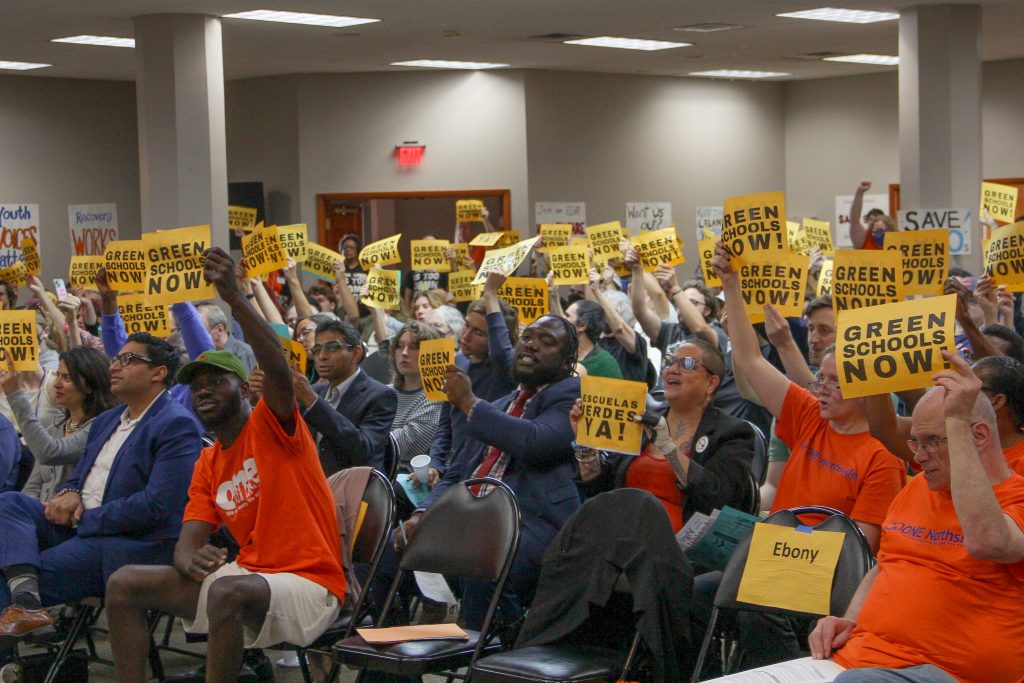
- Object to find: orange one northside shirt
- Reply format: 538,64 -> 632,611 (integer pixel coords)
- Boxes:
772,383 -> 905,525
184,400 -> 346,600
834,473 -> 1024,683
1004,439 -> 1024,475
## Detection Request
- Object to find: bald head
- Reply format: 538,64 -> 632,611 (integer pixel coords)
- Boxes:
914,387 -> 997,431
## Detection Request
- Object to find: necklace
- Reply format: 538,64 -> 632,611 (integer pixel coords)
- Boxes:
65,419 -> 82,434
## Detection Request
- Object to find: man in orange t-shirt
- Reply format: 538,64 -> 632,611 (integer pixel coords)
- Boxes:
105,248 -> 346,683
810,352 -> 1024,683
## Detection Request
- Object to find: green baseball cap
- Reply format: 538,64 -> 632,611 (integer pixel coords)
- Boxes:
176,350 -> 249,385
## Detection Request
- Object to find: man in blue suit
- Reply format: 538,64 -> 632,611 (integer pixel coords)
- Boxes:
399,315 -> 582,628
0,332 -> 202,638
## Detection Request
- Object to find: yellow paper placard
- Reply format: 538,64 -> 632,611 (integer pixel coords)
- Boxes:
571,236 -> 590,247
831,248 -> 904,312
359,234 -> 403,270
736,523 -> 845,616
630,227 -> 685,272
281,337 -> 307,373
276,224 -> 308,263
699,239 -> 722,288
984,221 -> 1024,291
448,271 -> 480,302
468,231 -> 505,248
418,337 -> 455,402
361,267 -> 400,310
816,258 -> 834,297
981,182 -> 1018,224
883,229 -> 949,297
103,239 -> 147,292
68,256 -> 104,289
548,245 -> 591,285
498,276 -> 548,325
450,243 -> 473,271
722,191 -> 788,258
0,311 -> 37,371
303,243 -> 343,281
497,230 -> 522,247
539,223 -> 573,252
472,236 -> 540,285
0,261 -> 27,288
737,251 -> 807,324
803,218 -> 834,256
836,294 -> 955,398
228,205 -> 258,234
787,221 -> 808,256
143,225 -> 216,306
585,222 -> 624,265
242,223 -> 288,278
411,240 -> 452,273
576,375 -> 647,455
456,200 -> 484,223
20,237 -> 40,276
119,293 -> 170,337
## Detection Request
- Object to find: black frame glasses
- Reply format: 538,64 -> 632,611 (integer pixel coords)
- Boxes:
111,352 -> 155,368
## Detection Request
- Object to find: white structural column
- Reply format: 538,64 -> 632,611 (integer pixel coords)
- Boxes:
134,14 -> 229,248
899,4 -> 982,269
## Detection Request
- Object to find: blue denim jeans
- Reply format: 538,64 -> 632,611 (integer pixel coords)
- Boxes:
835,664 -> 959,682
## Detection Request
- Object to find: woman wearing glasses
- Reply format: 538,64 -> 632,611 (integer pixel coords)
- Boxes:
571,339 -> 756,532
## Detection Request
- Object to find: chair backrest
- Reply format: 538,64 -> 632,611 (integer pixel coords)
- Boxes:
352,468 -> 396,566
399,477 -> 521,582
745,420 -> 768,486
735,469 -> 761,516
383,434 -> 399,480
714,505 -> 873,618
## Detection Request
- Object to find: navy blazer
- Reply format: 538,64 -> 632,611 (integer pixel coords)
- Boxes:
303,370 -> 398,476
425,376 -> 582,565
58,391 -> 203,579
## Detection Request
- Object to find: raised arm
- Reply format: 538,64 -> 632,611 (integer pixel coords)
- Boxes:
946,277 -> 1000,360
588,271 -> 635,354
331,259 -> 361,326
654,264 -> 717,346
848,180 -> 870,249
763,303 -> 815,388
624,240 -> 661,340
545,272 -> 565,319
865,393 -> 913,462
283,261 -> 314,321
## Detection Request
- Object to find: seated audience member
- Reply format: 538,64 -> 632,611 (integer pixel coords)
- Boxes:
106,247 -> 346,683
4,347 -> 117,501
587,269 -> 652,385
398,315 -> 581,629
0,332 -> 201,637
0,416 -> 18,494
983,323 -> 1024,363
564,299 -> 623,379
197,302 -> 257,372
808,353 -> 1024,683
573,339 -> 755,532
307,284 -> 338,315
382,321 -> 444,475
848,180 -> 897,249
426,305 -> 466,349
412,290 -> 445,323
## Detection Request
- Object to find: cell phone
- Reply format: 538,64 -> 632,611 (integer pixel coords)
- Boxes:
53,278 -> 68,301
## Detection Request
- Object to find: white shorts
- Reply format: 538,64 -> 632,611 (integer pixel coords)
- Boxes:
183,562 -> 341,648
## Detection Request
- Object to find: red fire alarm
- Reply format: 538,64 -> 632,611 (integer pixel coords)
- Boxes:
395,141 -> 426,166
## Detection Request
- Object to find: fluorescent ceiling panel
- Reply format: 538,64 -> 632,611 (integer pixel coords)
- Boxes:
824,54 -> 899,65
776,7 -> 899,23
52,35 -> 136,48
689,69 -> 791,79
0,60 -> 51,70
222,10 -> 380,28
564,36 -> 690,51
391,60 -> 509,69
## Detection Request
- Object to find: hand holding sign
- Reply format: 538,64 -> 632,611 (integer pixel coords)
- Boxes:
711,241 -> 737,284
202,248 -> 242,302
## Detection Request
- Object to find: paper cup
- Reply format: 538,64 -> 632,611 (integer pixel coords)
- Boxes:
410,454 -> 432,486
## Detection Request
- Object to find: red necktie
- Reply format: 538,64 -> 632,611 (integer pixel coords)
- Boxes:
471,388 -> 535,485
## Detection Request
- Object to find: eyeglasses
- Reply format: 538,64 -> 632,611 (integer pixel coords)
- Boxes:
687,298 -> 707,309
807,377 -> 841,395
295,327 -> 315,340
663,355 -> 705,372
906,436 -> 948,455
111,352 -> 155,368
311,341 -> 354,356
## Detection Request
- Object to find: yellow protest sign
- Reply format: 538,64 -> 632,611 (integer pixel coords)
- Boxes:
816,258 -> 834,297
803,218 -> 834,255
360,267 -> 400,310
629,227 -> 685,272
68,256 -> 104,289
103,240 -> 147,292
472,236 -> 540,285
0,261 -> 27,288
571,236 -> 590,247
498,277 -> 548,325
699,239 -> 721,288
884,229 -> 949,297
359,234 -> 402,270
585,222 -> 624,265
447,270 -> 480,302
468,231 -> 505,248
143,225 -> 216,306
303,243 -> 343,281
418,337 -> 455,402
984,221 -> 1024,291
722,191 -> 787,258
497,230 -> 522,247
981,182 -> 1019,224
118,293 -> 170,337
0,311 -> 37,371
736,524 -> 845,616
411,240 -> 452,273
836,294 -> 955,399
787,221 -> 808,256
831,248 -> 903,312
576,375 -> 647,455
228,205 -> 258,234
456,199 -> 484,223
450,243 -> 472,271
539,223 -> 573,252
241,223 -> 288,278
548,245 -> 591,285
281,337 -> 307,373
276,224 -> 308,263
737,251 -> 807,324
20,237 -> 40,276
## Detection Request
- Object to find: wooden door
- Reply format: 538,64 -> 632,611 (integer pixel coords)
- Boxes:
321,202 -> 363,252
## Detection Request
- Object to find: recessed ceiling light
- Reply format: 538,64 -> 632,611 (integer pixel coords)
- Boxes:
52,35 -> 136,48
777,7 -> 899,23
689,69 -> 791,79
391,60 -> 509,70
0,60 -> 51,71
825,54 -> 899,65
222,10 -> 380,28
564,36 -> 691,51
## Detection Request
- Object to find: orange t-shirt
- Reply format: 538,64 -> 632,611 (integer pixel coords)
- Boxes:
834,473 -> 1024,683
184,400 -> 346,600
772,383 -> 905,525
625,446 -> 685,532
1004,439 -> 1024,475
861,232 -> 883,250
